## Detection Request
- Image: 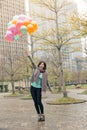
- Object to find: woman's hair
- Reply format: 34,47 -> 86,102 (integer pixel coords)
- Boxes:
37,61 -> 46,70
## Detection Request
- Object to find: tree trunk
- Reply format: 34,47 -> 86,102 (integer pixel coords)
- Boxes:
25,77 -> 30,91
58,48 -> 67,97
57,48 -> 62,92
11,80 -> 15,94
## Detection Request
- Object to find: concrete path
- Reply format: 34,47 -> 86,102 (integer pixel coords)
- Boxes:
0,89 -> 87,130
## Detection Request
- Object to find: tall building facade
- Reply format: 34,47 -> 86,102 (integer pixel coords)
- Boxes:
0,0 -> 28,66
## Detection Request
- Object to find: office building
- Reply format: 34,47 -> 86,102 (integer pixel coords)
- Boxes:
0,0 -> 28,65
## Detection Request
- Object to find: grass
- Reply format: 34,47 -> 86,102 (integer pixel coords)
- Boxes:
47,97 -> 86,105
6,92 -> 32,99
21,94 -> 32,100
66,85 -> 76,89
80,90 -> 87,94
51,84 -> 87,91
5,93 -> 24,97
21,94 -> 47,100
51,87 -> 63,94
66,84 -> 87,89
81,84 -> 87,89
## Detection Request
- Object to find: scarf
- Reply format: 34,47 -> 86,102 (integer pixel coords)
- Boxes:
31,68 -> 48,92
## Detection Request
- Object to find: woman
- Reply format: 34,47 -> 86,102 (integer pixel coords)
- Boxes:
28,55 -> 51,122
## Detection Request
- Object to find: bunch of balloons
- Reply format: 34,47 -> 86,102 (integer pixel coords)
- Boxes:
5,14 -> 38,42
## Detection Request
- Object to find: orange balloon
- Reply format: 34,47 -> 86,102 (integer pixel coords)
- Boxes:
31,21 -> 38,31
12,19 -> 18,25
24,20 -> 30,26
27,24 -> 34,34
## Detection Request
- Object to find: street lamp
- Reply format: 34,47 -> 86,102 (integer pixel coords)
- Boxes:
24,0 -> 34,58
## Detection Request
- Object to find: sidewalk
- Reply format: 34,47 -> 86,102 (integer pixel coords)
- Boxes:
0,89 -> 87,130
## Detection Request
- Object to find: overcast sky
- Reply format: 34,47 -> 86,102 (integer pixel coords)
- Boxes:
25,0 -> 87,16
73,0 -> 87,14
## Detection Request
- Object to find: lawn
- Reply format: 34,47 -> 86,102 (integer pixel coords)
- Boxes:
47,97 -> 86,105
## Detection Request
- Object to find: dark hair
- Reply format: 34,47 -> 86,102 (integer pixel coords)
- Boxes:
38,61 -> 46,70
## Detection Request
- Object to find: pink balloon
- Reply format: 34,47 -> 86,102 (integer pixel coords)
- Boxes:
5,31 -> 14,42
18,14 -> 27,21
28,18 -> 32,22
16,20 -> 24,31
8,24 -> 18,35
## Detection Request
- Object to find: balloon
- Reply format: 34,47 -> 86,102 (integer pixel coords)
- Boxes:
12,19 -> 18,25
24,19 -> 30,26
16,20 -> 24,35
20,25 -> 27,35
8,24 -> 18,35
28,18 -> 32,22
31,21 -> 38,31
16,20 -> 24,30
5,14 -> 38,42
27,24 -> 34,34
18,14 -> 27,21
14,35 -> 20,41
5,31 -> 14,41
7,21 -> 12,27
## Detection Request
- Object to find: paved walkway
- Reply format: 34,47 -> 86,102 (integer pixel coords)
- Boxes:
0,89 -> 87,130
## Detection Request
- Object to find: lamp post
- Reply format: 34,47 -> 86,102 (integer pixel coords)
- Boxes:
24,0 -> 34,88
24,0 -> 34,58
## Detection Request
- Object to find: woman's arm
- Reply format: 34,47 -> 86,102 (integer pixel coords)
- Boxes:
28,56 -> 36,69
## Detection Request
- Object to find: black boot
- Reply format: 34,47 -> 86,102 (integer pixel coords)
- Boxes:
40,114 -> 45,121
38,114 -> 41,122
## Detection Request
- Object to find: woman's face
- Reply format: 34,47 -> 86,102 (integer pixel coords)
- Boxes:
39,62 -> 44,70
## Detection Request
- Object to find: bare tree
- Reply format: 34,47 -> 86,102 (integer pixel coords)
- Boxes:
30,0 -> 80,97
0,47 -> 31,94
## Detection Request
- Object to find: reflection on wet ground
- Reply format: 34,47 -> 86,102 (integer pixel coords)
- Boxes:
0,89 -> 87,130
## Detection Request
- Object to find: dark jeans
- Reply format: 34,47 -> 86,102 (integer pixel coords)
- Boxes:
30,86 -> 44,114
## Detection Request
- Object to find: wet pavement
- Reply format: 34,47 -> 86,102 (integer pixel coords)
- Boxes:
0,89 -> 87,130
